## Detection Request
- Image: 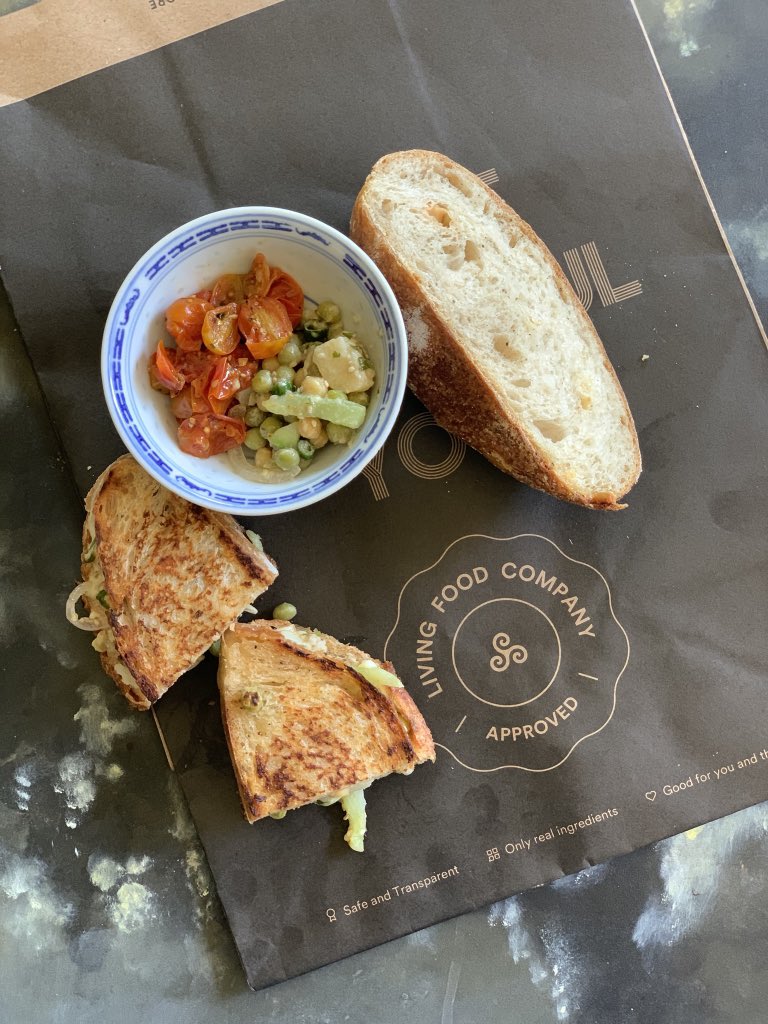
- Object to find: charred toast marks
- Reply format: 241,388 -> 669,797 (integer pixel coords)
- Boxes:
218,620 -> 435,823
77,455 -> 278,708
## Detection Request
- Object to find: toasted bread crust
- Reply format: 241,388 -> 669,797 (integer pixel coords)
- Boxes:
271,628 -> 436,764
218,620 -> 435,822
108,666 -> 151,709
81,455 -> 278,707
350,150 -> 641,510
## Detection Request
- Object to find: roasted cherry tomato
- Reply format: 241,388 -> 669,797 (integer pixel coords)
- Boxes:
174,331 -> 201,352
230,343 -> 254,361
267,269 -> 304,327
229,345 -> 259,388
195,289 -> 213,303
243,253 -> 271,300
173,349 -> 218,384
191,368 -> 215,410
149,341 -> 184,393
171,349 -> 219,413
165,296 -> 212,351
169,385 -> 211,419
177,413 -> 246,458
201,303 -> 239,355
238,296 -> 292,360
207,356 -> 242,414
210,274 -> 245,307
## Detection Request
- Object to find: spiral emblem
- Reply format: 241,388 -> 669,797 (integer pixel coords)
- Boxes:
384,533 -> 631,772
489,633 -> 528,673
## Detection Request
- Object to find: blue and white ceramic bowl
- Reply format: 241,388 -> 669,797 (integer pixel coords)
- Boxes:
102,207 -> 407,515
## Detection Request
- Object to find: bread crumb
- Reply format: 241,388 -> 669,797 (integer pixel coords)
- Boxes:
641,354 -> 650,362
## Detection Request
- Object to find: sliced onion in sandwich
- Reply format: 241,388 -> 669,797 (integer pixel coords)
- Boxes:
65,583 -> 105,631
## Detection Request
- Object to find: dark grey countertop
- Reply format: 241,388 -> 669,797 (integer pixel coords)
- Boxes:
2,1 -> 767,1021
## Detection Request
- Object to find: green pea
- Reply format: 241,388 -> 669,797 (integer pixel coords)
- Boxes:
209,639 -> 221,658
274,447 -> 301,471
262,357 -> 280,371
244,428 -> 267,450
245,406 -> 266,428
326,423 -> 352,445
270,423 -> 301,449
252,369 -> 274,394
297,439 -> 314,460
278,338 -> 303,367
273,601 -> 298,621
316,301 -> 341,324
275,365 -> 295,385
259,415 -> 283,439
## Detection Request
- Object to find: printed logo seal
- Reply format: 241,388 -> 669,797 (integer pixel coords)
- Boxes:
384,534 -> 630,773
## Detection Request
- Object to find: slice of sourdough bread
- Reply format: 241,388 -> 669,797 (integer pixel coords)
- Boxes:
218,620 -> 435,825
77,455 -> 278,709
350,150 -> 641,509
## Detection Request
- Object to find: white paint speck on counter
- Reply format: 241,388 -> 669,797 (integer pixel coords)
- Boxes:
88,855 -> 125,893
0,853 -> 73,952
661,0 -> 715,57
56,752 -> 96,812
110,881 -> 154,932
633,805 -> 768,950
73,683 -> 138,759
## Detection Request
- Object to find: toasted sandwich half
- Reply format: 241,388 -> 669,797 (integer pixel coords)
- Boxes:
218,620 -> 435,851
66,455 -> 278,710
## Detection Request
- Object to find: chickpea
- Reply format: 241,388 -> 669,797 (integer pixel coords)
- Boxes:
300,377 -> 329,397
297,417 -> 322,440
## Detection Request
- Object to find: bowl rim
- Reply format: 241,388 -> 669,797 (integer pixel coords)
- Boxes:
101,205 -> 408,516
